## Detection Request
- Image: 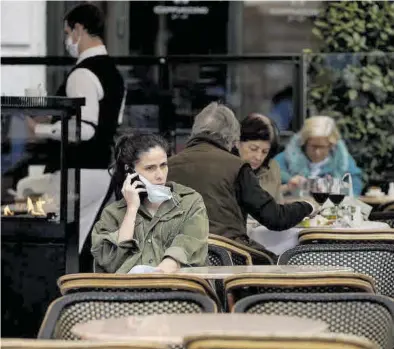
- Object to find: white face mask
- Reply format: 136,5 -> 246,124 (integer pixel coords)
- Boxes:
65,33 -> 80,58
137,173 -> 172,204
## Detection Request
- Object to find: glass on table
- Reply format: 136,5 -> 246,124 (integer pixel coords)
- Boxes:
309,178 -> 330,206
329,178 -> 350,223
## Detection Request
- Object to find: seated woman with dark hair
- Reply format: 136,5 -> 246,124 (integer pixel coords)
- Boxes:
234,113 -> 282,203
91,133 -> 209,273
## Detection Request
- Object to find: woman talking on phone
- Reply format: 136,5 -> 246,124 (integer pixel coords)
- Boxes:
91,133 -> 209,273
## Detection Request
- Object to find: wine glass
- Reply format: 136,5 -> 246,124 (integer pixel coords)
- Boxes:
309,178 -> 330,207
329,178 -> 348,220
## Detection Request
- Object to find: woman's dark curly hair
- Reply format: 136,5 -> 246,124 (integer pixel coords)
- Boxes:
110,132 -> 169,198
239,113 -> 280,169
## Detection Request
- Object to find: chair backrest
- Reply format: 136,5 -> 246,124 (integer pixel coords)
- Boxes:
369,212 -> 394,228
208,239 -> 253,266
57,273 -> 221,309
278,244 -> 394,298
0,339 -> 165,349
233,293 -> 394,349
209,235 -> 275,265
377,201 -> 394,212
183,333 -> 379,349
224,272 -> 376,310
208,245 -> 233,266
207,245 -> 233,309
298,229 -> 394,244
38,291 -> 217,340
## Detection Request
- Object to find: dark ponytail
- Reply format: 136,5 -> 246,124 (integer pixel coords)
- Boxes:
109,132 -> 169,199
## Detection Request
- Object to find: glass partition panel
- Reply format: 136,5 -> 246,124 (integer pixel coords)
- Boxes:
1,58 -> 303,156
170,60 -> 298,151
1,96 -> 82,224
118,64 -> 161,132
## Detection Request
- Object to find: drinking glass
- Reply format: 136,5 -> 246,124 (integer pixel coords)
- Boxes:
329,178 -> 348,220
309,178 -> 330,207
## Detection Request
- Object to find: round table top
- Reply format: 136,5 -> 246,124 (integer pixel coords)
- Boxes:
72,314 -> 328,344
174,265 -> 353,279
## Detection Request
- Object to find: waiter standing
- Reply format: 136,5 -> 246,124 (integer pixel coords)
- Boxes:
27,3 -> 126,270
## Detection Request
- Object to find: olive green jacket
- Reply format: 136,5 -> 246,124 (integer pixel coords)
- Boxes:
91,182 -> 209,273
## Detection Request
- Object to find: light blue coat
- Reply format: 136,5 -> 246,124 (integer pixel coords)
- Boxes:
275,134 -> 363,196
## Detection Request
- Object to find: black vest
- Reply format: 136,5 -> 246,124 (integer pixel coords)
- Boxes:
46,54 -> 125,172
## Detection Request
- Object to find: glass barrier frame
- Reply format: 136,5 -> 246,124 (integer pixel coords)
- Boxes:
1,54 -> 307,153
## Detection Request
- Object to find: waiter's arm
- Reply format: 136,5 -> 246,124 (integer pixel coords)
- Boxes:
34,68 -> 103,141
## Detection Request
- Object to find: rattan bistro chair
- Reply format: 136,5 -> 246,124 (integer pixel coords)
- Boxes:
224,272 -> 375,310
0,339 -> 165,349
233,293 -> 394,349
208,239 -> 252,266
298,228 -> 394,244
207,245 -> 233,308
369,212 -> 394,228
207,245 -> 233,267
209,235 -> 275,265
183,333 -> 379,349
278,244 -> 394,298
38,291 -> 217,340
57,273 -> 221,308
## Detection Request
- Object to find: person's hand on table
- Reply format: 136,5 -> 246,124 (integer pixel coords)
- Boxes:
287,175 -> 307,191
156,258 -> 179,273
25,115 -> 53,138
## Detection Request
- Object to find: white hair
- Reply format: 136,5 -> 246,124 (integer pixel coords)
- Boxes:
191,102 -> 240,150
300,116 -> 341,145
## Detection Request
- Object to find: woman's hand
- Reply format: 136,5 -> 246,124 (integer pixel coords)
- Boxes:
121,173 -> 147,209
156,258 -> 179,273
287,175 -> 307,191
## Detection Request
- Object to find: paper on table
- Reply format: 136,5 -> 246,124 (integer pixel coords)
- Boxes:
321,197 -> 372,218
128,265 -> 159,274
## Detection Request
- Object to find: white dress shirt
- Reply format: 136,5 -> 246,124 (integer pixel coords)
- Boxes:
35,45 -> 108,141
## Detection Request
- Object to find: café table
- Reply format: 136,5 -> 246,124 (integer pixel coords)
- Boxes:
72,314 -> 328,345
174,265 -> 353,280
248,221 -> 390,255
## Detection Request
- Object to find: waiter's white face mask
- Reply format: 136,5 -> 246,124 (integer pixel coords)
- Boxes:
65,31 -> 80,58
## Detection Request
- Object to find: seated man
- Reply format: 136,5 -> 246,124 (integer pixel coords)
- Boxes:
91,133 -> 208,273
168,102 -> 315,254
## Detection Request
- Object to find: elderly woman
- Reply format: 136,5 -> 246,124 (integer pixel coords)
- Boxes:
275,116 -> 363,196
91,133 -> 209,273
235,113 -> 282,203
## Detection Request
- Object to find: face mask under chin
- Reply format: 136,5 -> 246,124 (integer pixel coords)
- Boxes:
138,173 -> 172,204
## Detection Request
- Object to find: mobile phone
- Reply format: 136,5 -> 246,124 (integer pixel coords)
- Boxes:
126,168 -> 148,201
